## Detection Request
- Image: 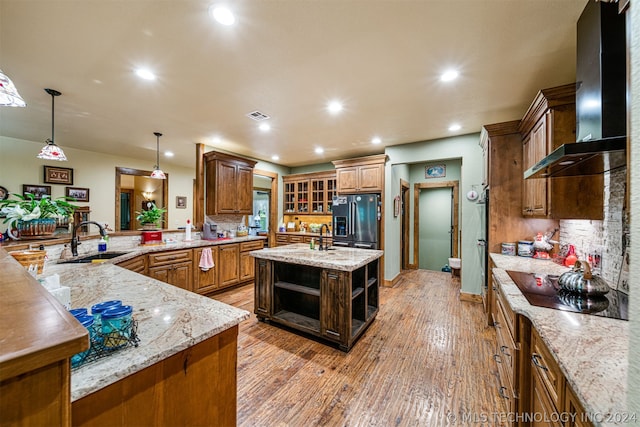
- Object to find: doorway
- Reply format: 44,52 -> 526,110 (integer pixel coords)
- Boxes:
253,169 -> 278,247
413,181 -> 459,271
120,189 -> 134,230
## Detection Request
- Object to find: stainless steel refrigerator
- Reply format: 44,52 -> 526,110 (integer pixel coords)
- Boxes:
332,194 -> 381,249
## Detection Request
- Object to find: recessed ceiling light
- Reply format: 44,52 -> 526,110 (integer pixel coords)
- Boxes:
440,69 -> 459,82
315,147 -> 324,154
371,137 -> 381,145
327,101 -> 343,114
448,123 -> 461,131
271,155 -> 280,161
164,151 -> 174,157
209,5 -> 235,25
135,68 -> 156,80
211,136 -> 221,144
259,123 -> 271,132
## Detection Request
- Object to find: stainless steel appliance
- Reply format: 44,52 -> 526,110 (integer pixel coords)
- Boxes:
332,194 -> 380,249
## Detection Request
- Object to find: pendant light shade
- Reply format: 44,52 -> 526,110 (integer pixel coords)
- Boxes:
150,132 -> 166,179
0,69 -> 26,107
37,88 -> 67,161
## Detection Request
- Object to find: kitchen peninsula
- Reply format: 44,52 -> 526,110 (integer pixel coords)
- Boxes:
251,244 -> 383,351
0,241 -> 251,426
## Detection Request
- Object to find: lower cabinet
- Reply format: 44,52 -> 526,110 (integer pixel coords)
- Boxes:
254,258 -> 272,318
148,250 -> 193,292
115,255 -> 147,275
193,246 -> 219,295
275,233 -> 331,247
218,244 -> 240,288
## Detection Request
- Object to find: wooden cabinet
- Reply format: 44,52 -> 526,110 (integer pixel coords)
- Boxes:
332,154 -> 386,194
218,244 -> 240,288
204,151 -> 257,215
283,176 -> 309,214
275,233 -> 331,247
310,171 -> 337,214
480,122 -> 558,324
519,84 -> 603,219
148,249 -> 193,291
256,257 -> 379,351
116,255 -> 147,275
193,246 -> 219,295
240,240 -> 264,282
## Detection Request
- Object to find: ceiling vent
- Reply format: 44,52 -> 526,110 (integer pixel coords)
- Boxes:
246,110 -> 270,121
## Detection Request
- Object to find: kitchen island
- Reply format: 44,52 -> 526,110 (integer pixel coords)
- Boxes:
490,254 -> 629,427
1,248 -> 249,427
251,244 -> 383,351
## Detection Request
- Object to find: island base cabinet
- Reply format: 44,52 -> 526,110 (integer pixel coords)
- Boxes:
72,326 -> 239,427
254,258 -> 272,318
320,270 -> 347,342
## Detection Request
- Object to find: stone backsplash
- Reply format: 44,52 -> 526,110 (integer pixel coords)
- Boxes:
559,168 -> 628,293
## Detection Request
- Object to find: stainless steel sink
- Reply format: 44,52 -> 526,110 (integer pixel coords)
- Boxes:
60,251 -> 130,264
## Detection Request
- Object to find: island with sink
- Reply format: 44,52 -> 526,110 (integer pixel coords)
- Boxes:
251,243 -> 383,351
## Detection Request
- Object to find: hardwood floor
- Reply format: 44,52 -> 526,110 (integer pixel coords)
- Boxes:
212,269 -> 506,426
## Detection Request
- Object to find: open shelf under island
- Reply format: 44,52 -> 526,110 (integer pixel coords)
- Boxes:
250,244 -> 383,351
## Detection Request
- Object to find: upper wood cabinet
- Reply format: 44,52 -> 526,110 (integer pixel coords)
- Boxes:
519,84 -> 603,220
204,151 -> 257,215
332,154 -> 387,194
283,171 -> 336,214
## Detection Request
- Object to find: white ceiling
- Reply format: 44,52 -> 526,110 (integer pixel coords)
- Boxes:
0,0 -> 587,168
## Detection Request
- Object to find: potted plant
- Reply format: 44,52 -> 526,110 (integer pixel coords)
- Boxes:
0,192 -> 78,239
135,203 -> 167,230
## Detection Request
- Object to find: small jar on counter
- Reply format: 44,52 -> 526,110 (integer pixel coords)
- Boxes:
501,242 -> 516,256
101,305 -> 133,349
91,300 -> 122,327
518,240 -> 534,257
71,314 -> 95,367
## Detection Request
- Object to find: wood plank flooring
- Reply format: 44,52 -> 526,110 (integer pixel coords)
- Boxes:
212,269 -> 506,426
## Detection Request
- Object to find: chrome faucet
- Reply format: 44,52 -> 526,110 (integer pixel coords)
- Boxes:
71,221 -> 107,257
318,223 -> 331,251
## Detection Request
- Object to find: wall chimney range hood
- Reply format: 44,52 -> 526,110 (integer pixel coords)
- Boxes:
525,0 -> 626,179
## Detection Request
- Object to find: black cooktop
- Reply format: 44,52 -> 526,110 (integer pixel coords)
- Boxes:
506,270 -> 628,321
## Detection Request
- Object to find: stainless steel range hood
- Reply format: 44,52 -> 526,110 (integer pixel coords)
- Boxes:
525,0 -> 626,179
524,136 -> 626,179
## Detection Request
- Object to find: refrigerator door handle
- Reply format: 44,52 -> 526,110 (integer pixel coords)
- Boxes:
350,201 -> 357,237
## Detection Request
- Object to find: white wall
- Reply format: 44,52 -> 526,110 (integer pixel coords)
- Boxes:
384,133 -> 484,295
0,136 -> 196,231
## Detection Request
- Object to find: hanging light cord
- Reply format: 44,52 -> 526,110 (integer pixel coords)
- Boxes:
154,132 -> 162,169
44,88 -> 61,145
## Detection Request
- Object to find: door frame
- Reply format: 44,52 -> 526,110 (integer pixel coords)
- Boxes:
400,179 -> 411,270
254,169 -> 278,247
413,180 -> 459,268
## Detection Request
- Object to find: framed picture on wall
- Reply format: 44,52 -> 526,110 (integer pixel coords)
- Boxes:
425,164 -> 446,179
66,187 -> 90,202
23,184 -> 51,200
44,165 -> 74,185
176,196 -> 187,209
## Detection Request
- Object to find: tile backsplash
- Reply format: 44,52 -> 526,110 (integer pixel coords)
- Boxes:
559,168 -> 627,293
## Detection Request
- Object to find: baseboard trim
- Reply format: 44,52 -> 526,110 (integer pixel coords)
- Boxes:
459,292 -> 482,304
383,272 -> 402,288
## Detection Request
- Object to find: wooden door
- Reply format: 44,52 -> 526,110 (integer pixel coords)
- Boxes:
254,259 -> 272,318
336,167 -> 358,193
239,251 -> 255,281
216,161 -> 238,213
218,244 -> 240,288
237,165 -> 254,213
320,270 -> 347,342
531,368 -> 562,427
358,164 -> 383,192
530,118 -> 548,216
193,247 -> 219,294
148,265 -> 171,284
172,261 -> 193,291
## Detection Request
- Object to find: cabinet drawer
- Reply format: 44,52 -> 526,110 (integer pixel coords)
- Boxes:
494,295 -> 518,395
275,235 -> 289,245
240,240 -> 264,252
148,249 -> 193,267
495,284 -> 517,341
116,255 -> 147,274
531,328 -> 564,411
289,235 -> 304,243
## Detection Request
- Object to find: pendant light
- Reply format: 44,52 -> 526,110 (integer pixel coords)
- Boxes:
150,132 -> 166,179
37,88 -> 67,161
0,69 -> 26,107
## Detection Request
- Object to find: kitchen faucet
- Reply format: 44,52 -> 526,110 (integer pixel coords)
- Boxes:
318,223 -> 331,251
71,221 -> 107,257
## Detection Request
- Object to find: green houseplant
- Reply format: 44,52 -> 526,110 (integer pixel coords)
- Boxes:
0,192 -> 79,239
135,203 -> 167,230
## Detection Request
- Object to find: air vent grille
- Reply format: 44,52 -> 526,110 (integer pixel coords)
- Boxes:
246,110 -> 270,121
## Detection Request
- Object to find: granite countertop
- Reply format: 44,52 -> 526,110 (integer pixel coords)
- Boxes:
250,243 -> 383,271
490,253 -> 629,426
42,262 -> 249,402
